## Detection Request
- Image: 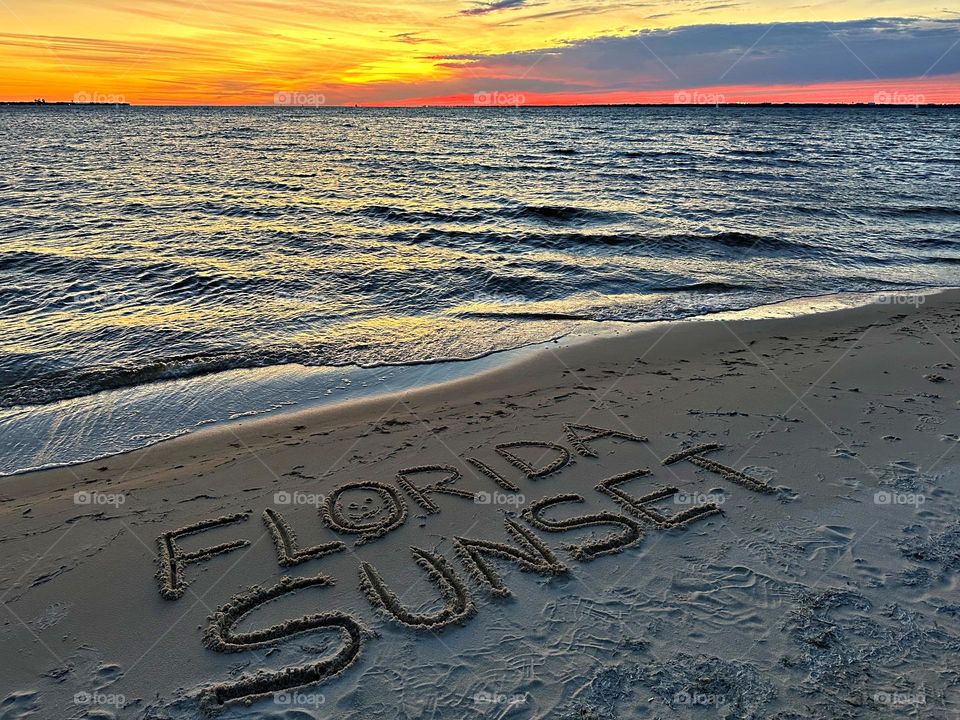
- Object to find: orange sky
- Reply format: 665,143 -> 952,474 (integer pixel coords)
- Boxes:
1,0 -> 958,104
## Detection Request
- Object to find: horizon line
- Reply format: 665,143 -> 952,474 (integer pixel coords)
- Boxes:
4,101 -> 960,108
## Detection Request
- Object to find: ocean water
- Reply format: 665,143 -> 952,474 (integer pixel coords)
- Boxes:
2,106 -> 959,473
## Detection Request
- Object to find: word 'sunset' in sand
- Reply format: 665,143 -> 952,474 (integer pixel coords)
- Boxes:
152,424 -> 779,712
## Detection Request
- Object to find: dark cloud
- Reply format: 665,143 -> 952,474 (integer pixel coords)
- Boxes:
442,17 -> 960,88
695,3 -> 743,11
460,0 -> 534,16
486,1 -> 655,24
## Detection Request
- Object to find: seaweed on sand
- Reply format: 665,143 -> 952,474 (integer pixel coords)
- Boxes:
635,652 -> 776,720
782,587 -> 960,698
898,521 -> 960,578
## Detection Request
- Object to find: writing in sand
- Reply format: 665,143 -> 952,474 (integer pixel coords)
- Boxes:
152,424 -> 781,712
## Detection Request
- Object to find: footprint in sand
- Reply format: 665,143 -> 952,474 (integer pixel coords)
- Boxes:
0,692 -> 39,720
791,524 -> 856,564
29,602 -> 71,631
671,564 -> 794,630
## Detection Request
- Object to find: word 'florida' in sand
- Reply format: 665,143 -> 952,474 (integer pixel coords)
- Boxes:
152,424 -> 780,712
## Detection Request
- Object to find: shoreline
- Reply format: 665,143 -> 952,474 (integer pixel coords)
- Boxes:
1,286 -> 949,491
1,285 -> 958,718
0,287 -> 947,480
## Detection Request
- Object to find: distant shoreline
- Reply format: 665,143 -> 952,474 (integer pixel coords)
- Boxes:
2,101 -> 958,108
0,101 -> 130,106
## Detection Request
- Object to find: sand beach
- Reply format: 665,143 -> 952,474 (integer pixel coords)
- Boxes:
1,290 -> 958,718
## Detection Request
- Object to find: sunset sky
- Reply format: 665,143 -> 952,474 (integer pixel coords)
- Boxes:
1,0 -> 958,104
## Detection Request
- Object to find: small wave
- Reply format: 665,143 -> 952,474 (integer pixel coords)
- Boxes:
0,286 -> 36,314
610,171 -> 652,182
0,350 -> 306,409
702,231 -> 781,248
785,204 -> 850,217
911,237 -> 960,248
353,205 -> 488,224
0,250 -> 106,276
183,200 -> 287,219
163,244 -> 265,261
232,178 -> 306,192
119,201 -> 163,216
725,148 -> 783,157
863,205 -> 960,220
388,228 -> 800,253
157,272 -> 301,299
357,203 -> 624,225
457,310 -> 589,321
0,250 -> 44,272
456,282 -> 747,322
660,281 -> 748,292
620,150 -> 693,159
704,169 -> 797,182
193,127 -> 262,140
500,204 -> 624,224
897,206 -> 960,219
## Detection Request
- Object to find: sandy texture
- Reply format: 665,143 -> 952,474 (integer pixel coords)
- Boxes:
1,291 -> 959,719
